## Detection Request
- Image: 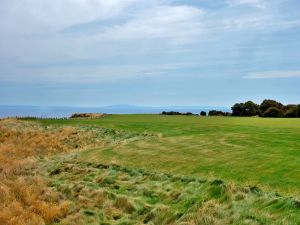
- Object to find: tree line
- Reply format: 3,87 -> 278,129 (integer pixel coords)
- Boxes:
231,100 -> 300,118
161,111 -> 196,116
161,99 -> 300,118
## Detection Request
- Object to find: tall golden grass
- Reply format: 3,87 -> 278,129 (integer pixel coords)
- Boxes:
0,119 -> 92,225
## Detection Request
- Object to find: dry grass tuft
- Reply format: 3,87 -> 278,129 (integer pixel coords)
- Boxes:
114,196 -> 136,213
185,200 -> 222,225
0,119 -> 83,175
0,119 -> 94,225
0,177 -> 69,225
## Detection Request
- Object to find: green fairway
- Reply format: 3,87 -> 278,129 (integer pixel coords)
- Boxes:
34,115 -> 300,196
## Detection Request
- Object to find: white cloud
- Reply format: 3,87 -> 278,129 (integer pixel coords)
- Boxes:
217,15 -> 268,31
244,70 -> 300,79
1,0 -> 300,84
229,0 -> 266,8
0,1 -> 206,66
0,0 -> 140,35
94,5 -> 204,44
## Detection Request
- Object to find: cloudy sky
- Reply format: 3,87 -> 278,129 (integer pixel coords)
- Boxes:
0,0 -> 299,107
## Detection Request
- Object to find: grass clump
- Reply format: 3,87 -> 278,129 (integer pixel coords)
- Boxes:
43,159 -> 300,225
0,119 -> 125,225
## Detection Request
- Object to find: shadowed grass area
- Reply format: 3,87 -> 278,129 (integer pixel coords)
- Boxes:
29,115 -> 300,196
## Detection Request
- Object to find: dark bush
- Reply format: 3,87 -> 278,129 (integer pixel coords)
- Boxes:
208,110 -> 231,116
200,111 -> 207,116
231,103 -> 244,116
284,108 -> 297,118
284,105 -> 297,118
70,113 -> 105,119
161,111 -> 196,116
260,99 -> 284,115
297,105 -> 300,118
243,101 -> 260,116
231,99 -> 299,118
232,101 -> 259,117
263,107 -> 284,118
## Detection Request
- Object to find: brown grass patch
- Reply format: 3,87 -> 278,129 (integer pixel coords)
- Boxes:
0,119 -> 96,225
114,196 -> 136,213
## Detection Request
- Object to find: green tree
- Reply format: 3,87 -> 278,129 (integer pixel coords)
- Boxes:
263,107 -> 284,118
200,111 -> 207,116
284,105 -> 297,118
231,103 -> 244,116
231,101 -> 259,116
243,101 -> 259,116
260,99 -> 283,115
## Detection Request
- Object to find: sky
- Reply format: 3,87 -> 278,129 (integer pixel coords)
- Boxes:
0,0 -> 300,107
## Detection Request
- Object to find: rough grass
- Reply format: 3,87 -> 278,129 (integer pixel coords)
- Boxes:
0,177 -> 69,225
0,118 -> 154,225
0,119 -> 105,225
40,157 -> 300,225
0,119 -> 75,224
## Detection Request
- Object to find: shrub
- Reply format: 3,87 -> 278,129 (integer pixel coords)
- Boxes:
260,100 -> 284,115
70,113 -> 105,119
208,110 -> 231,116
284,106 -> 297,118
161,111 -> 195,116
231,100 -> 300,118
200,111 -> 207,116
263,107 -> 284,118
232,101 -> 260,117
243,101 -> 260,116
231,103 -> 244,116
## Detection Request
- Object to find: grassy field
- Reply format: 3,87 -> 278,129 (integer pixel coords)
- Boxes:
3,116 -> 300,224
34,115 -> 300,196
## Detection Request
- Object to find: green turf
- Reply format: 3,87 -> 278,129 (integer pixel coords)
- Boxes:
31,115 -> 300,196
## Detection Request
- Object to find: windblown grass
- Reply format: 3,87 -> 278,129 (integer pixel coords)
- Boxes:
0,177 -> 69,225
0,118 -> 153,225
0,119 -> 98,225
42,159 -> 300,225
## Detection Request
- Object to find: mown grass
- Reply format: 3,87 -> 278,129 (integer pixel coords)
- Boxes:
30,115 -> 300,196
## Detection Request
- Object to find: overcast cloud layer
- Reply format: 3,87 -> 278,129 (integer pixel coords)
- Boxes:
0,0 -> 299,106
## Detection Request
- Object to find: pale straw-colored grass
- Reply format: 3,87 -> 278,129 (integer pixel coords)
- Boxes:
0,119 -> 94,225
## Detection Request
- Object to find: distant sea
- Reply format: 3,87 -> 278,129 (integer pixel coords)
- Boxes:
0,105 -> 231,118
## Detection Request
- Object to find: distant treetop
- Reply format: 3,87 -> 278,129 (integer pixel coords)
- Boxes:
232,100 -> 299,118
